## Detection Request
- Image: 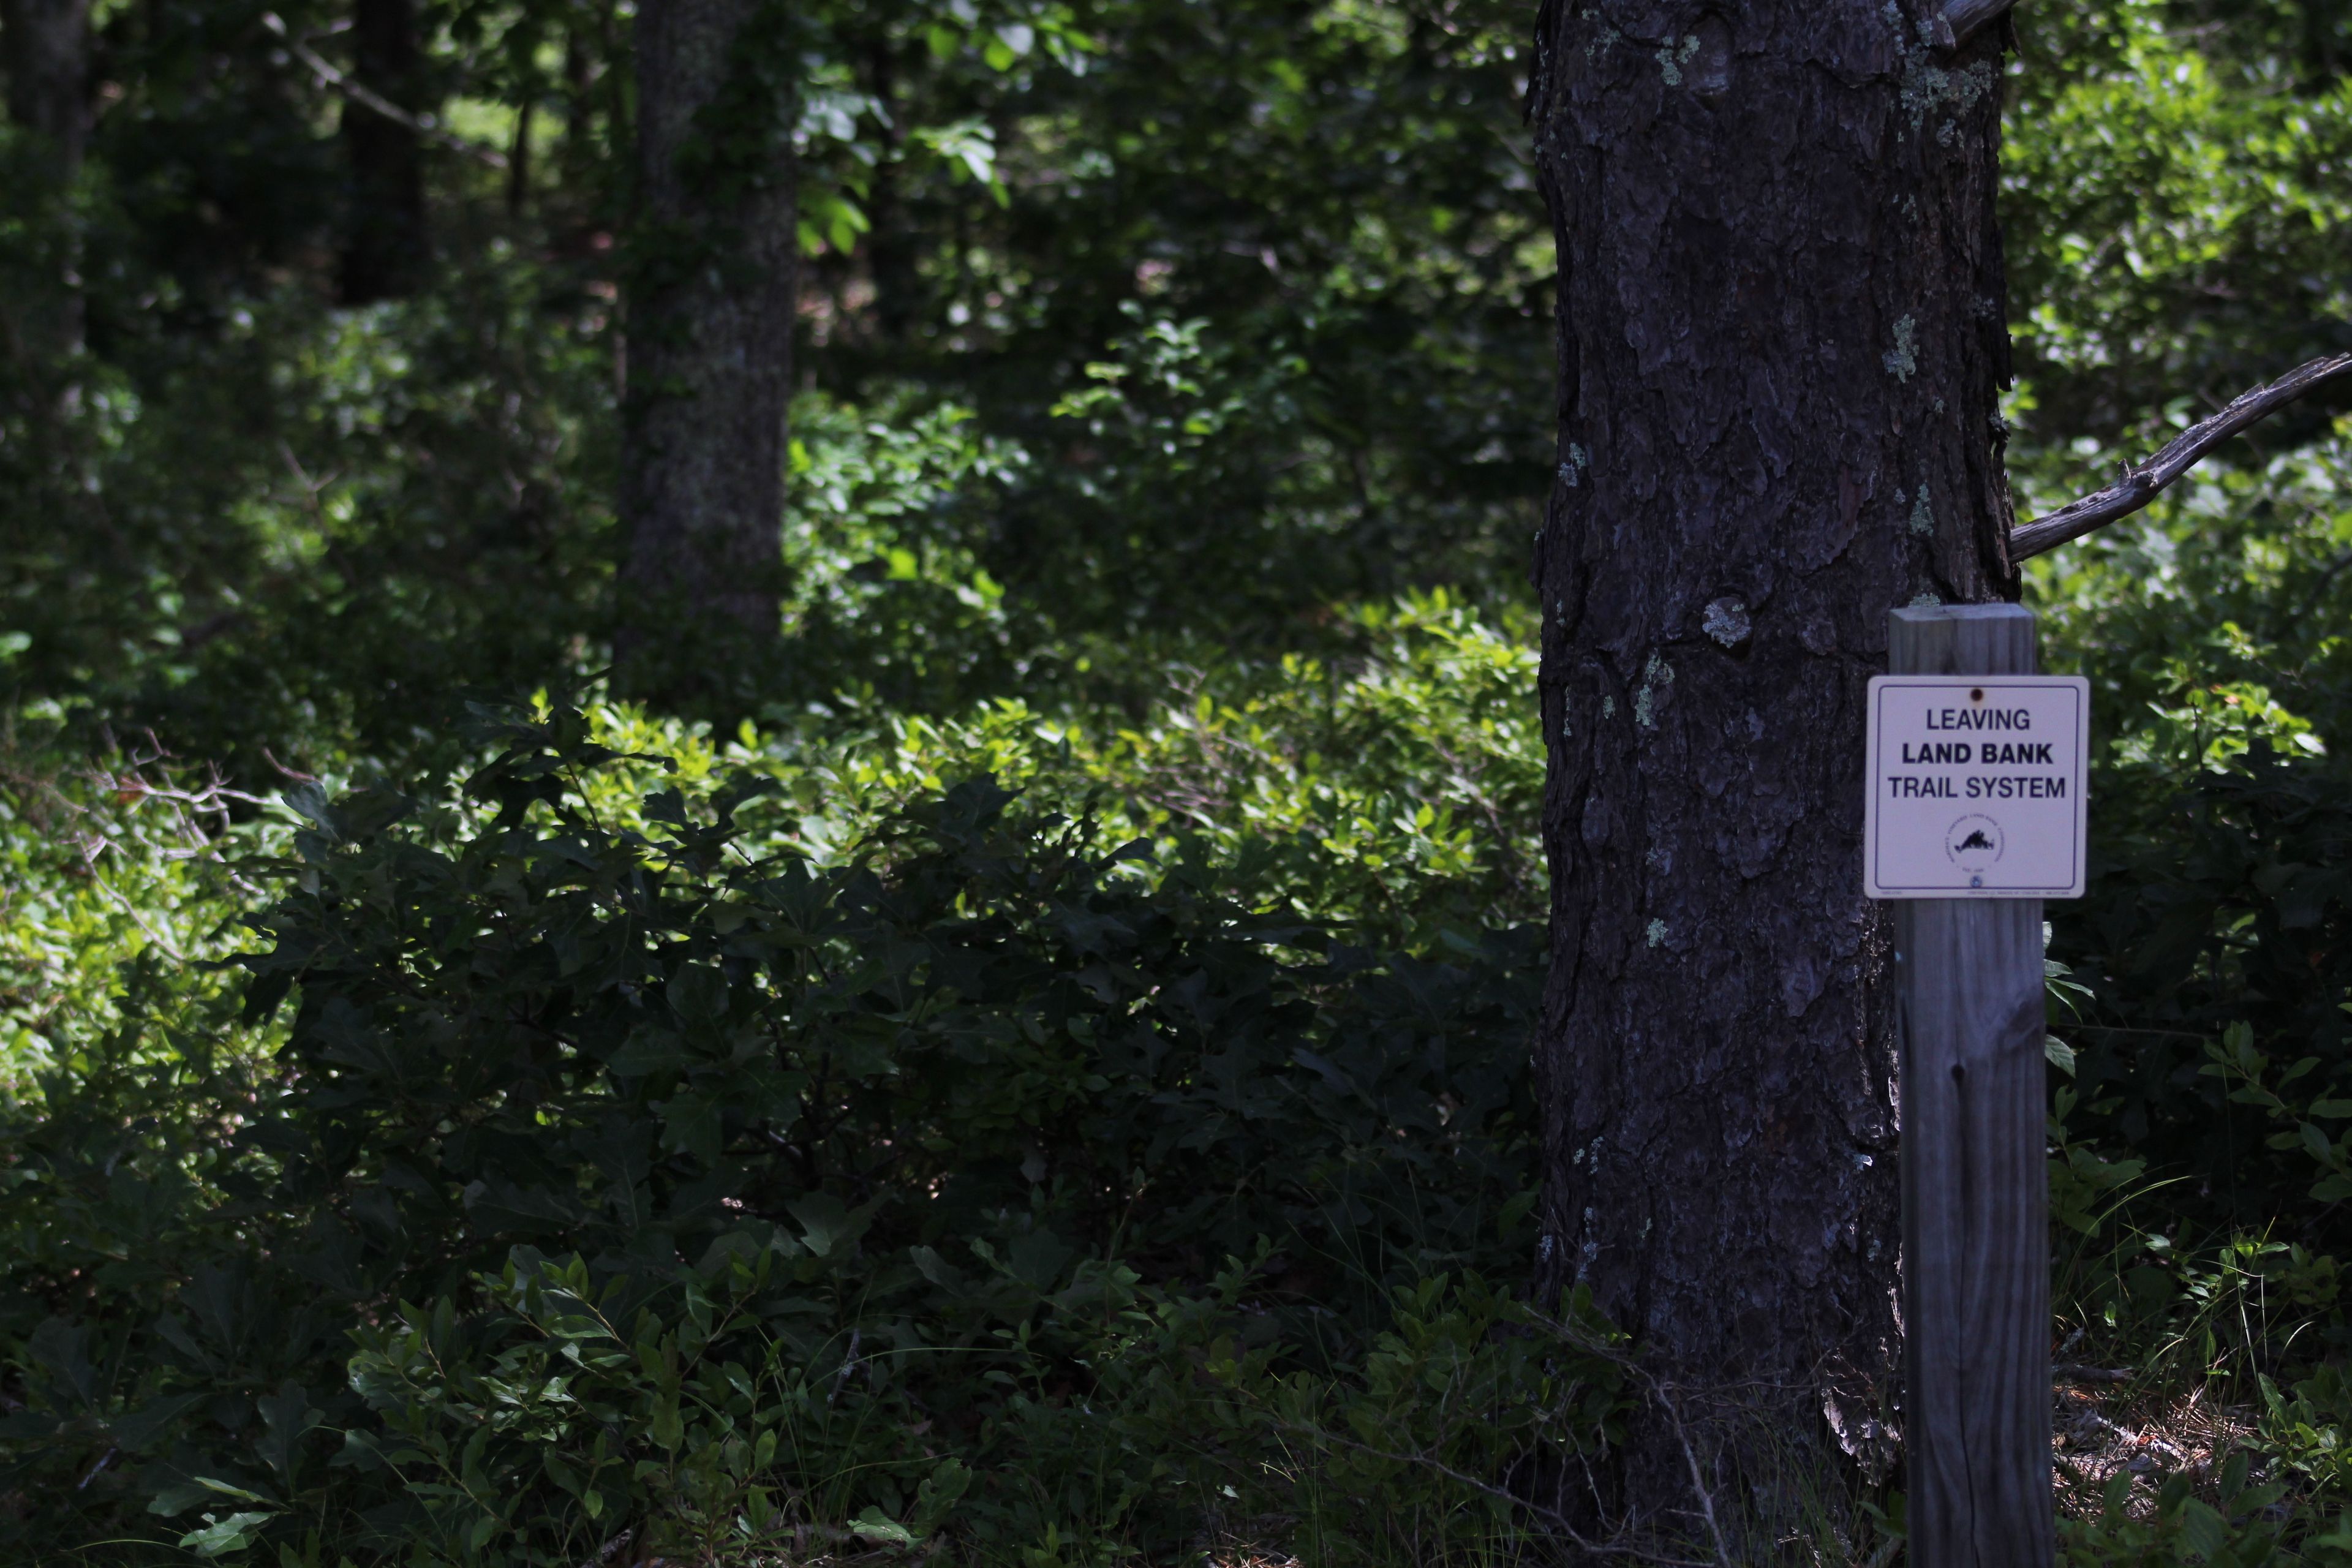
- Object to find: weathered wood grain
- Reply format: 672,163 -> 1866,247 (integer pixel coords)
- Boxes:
1891,603 -> 2054,1568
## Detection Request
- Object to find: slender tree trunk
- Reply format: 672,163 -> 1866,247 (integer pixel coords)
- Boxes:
2,0 -> 89,358
2,0 -> 86,165
560,29 -> 595,194
862,35 -> 918,346
507,97 -> 533,217
1526,1 -> 2016,1550
339,0 -> 430,304
617,0 -> 797,699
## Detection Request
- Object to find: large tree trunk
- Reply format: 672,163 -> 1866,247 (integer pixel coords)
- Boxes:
339,0 -> 430,304
2,0 -> 89,358
1526,1 -> 2016,1551
617,0 -> 797,702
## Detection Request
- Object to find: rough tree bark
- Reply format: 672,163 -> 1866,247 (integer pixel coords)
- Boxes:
2,0 -> 89,357
339,0 -> 431,304
1525,1 -> 2016,1549
617,0 -> 797,700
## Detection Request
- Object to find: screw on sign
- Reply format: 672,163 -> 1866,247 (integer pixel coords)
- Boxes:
1872,606 -> 2089,1568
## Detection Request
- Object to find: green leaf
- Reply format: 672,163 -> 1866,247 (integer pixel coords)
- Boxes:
178,1511 -> 278,1558
542,1450 -> 584,1498
281,782 -> 337,838
111,1392 -> 210,1452
850,1507 -> 916,1547
27,1318 -> 96,1409
608,1027 -> 687,1077
256,1382 -> 323,1483
2179,1498 -> 2228,1559
151,1476 -> 271,1517
657,1089 -> 723,1165
1008,1226 -> 1075,1291
668,962 -> 728,1028
911,1457 -> 974,1536
650,1395 -> 683,1452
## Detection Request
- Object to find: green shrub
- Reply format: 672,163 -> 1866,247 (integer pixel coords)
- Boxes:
0,695 -> 1585,1561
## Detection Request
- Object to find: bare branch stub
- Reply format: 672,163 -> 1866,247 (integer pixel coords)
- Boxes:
1932,0 -> 2021,52
2010,352 -> 2352,561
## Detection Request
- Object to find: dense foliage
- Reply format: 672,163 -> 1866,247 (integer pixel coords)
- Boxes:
4,0 -> 2352,1561
4,695 -> 1583,1563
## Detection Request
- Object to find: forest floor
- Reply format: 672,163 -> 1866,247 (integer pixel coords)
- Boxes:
2056,1374 -> 2261,1519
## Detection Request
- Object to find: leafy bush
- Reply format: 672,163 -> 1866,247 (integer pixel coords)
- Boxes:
2023,429 -> 2352,1558
2030,437 -> 2352,1241
0,695 -> 1587,1561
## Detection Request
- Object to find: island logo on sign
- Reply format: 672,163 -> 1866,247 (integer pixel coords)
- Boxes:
1944,814 -> 2003,878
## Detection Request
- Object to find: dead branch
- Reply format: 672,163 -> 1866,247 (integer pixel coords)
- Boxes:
1932,0 -> 2020,51
2010,352 -> 2352,561
260,12 -> 508,169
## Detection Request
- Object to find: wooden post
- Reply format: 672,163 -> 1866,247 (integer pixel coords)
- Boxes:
1890,603 -> 2054,1567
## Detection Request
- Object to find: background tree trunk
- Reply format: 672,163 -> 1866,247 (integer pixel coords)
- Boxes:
1525,0 -> 2016,1549
2,0 -> 89,358
861,34 -> 918,348
617,0 -> 797,701
2,0 -> 86,167
339,0 -> 430,304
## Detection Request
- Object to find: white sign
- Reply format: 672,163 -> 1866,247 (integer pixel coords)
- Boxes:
1864,676 -> 2089,899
